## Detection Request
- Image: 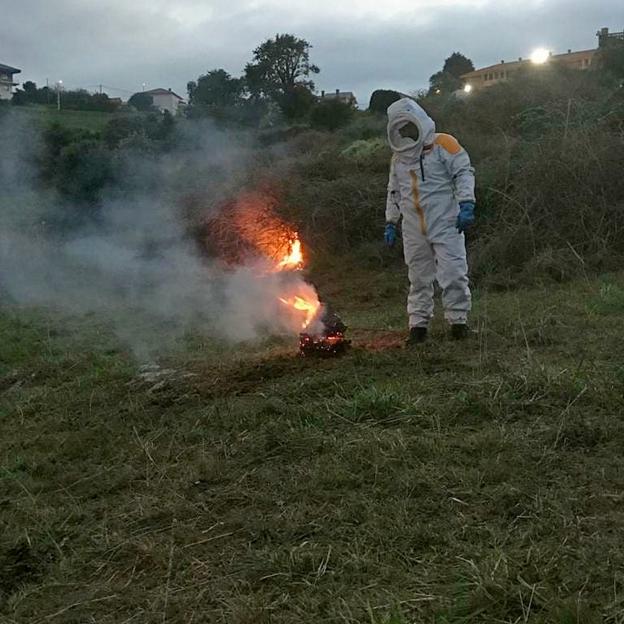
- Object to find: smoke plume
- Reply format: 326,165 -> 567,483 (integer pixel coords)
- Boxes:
0,110 -> 315,359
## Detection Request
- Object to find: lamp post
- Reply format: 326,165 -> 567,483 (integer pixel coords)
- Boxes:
56,80 -> 63,111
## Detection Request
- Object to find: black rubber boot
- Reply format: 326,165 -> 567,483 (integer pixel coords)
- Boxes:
406,327 -> 428,346
451,324 -> 470,340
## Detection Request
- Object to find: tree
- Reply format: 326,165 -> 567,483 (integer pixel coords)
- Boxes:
428,52 -> 475,96
12,83 -> 118,111
60,89 -> 119,112
22,81 -> 38,97
128,93 -> 155,112
310,98 -> 354,131
428,70 -> 462,95
443,52 -> 475,79
244,34 -> 319,116
278,84 -> 317,120
368,89 -> 403,114
12,81 -> 49,105
187,69 -> 244,108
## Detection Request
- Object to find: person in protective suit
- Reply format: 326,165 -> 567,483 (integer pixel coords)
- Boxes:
384,98 -> 476,345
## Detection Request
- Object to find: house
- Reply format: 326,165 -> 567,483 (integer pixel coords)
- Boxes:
0,63 -> 21,101
140,88 -> 185,114
461,27 -> 620,91
320,89 -> 358,107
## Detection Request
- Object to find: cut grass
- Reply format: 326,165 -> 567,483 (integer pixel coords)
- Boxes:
1,268 -> 624,623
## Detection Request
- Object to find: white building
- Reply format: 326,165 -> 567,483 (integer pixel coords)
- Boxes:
142,88 -> 185,114
0,63 -> 21,100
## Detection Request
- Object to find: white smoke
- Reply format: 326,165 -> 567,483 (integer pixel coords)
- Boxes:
0,110 -> 313,359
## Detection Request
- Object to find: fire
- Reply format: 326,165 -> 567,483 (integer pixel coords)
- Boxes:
202,189 -> 324,336
277,235 -> 320,332
279,293 -> 321,329
276,236 -> 304,271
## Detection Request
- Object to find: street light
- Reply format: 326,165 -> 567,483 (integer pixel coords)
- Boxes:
464,83 -> 473,94
56,80 -> 63,111
530,48 -> 550,64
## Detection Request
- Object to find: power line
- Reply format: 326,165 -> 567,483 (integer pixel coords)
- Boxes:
83,83 -> 136,95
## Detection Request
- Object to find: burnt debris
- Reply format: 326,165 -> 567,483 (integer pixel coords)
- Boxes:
299,309 -> 350,357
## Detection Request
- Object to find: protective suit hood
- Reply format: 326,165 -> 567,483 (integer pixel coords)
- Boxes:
387,98 -> 436,158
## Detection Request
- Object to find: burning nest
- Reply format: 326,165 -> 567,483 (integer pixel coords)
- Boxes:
299,309 -> 350,358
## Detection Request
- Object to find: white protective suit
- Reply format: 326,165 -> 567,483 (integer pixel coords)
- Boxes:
386,98 -> 475,328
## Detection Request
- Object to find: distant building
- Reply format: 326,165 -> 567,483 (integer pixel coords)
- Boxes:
598,26 -> 624,47
461,27 -> 621,91
462,50 -> 596,90
139,88 -> 185,114
0,63 -> 21,101
320,89 -> 358,107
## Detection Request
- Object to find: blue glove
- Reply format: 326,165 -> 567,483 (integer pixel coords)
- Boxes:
384,223 -> 397,248
457,201 -> 475,233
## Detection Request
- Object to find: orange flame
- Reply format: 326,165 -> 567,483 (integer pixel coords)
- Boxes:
279,294 -> 321,329
203,190 -> 321,334
276,236 -> 304,271
207,192 -> 308,270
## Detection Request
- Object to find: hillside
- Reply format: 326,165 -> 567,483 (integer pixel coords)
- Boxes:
2,60 -> 624,624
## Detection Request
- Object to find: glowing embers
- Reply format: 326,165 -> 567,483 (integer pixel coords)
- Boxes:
298,310 -> 350,358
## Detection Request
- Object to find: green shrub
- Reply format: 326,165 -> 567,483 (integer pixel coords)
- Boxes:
340,138 -> 388,160
310,99 -> 355,131
337,112 -> 387,141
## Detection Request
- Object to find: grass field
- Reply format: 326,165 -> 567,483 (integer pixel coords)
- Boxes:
11,105 -> 120,132
2,262 -> 624,623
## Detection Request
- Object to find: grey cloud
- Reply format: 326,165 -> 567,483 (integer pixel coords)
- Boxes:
1,0 -> 620,104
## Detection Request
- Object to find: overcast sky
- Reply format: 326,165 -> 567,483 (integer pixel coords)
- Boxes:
2,0 -> 620,106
